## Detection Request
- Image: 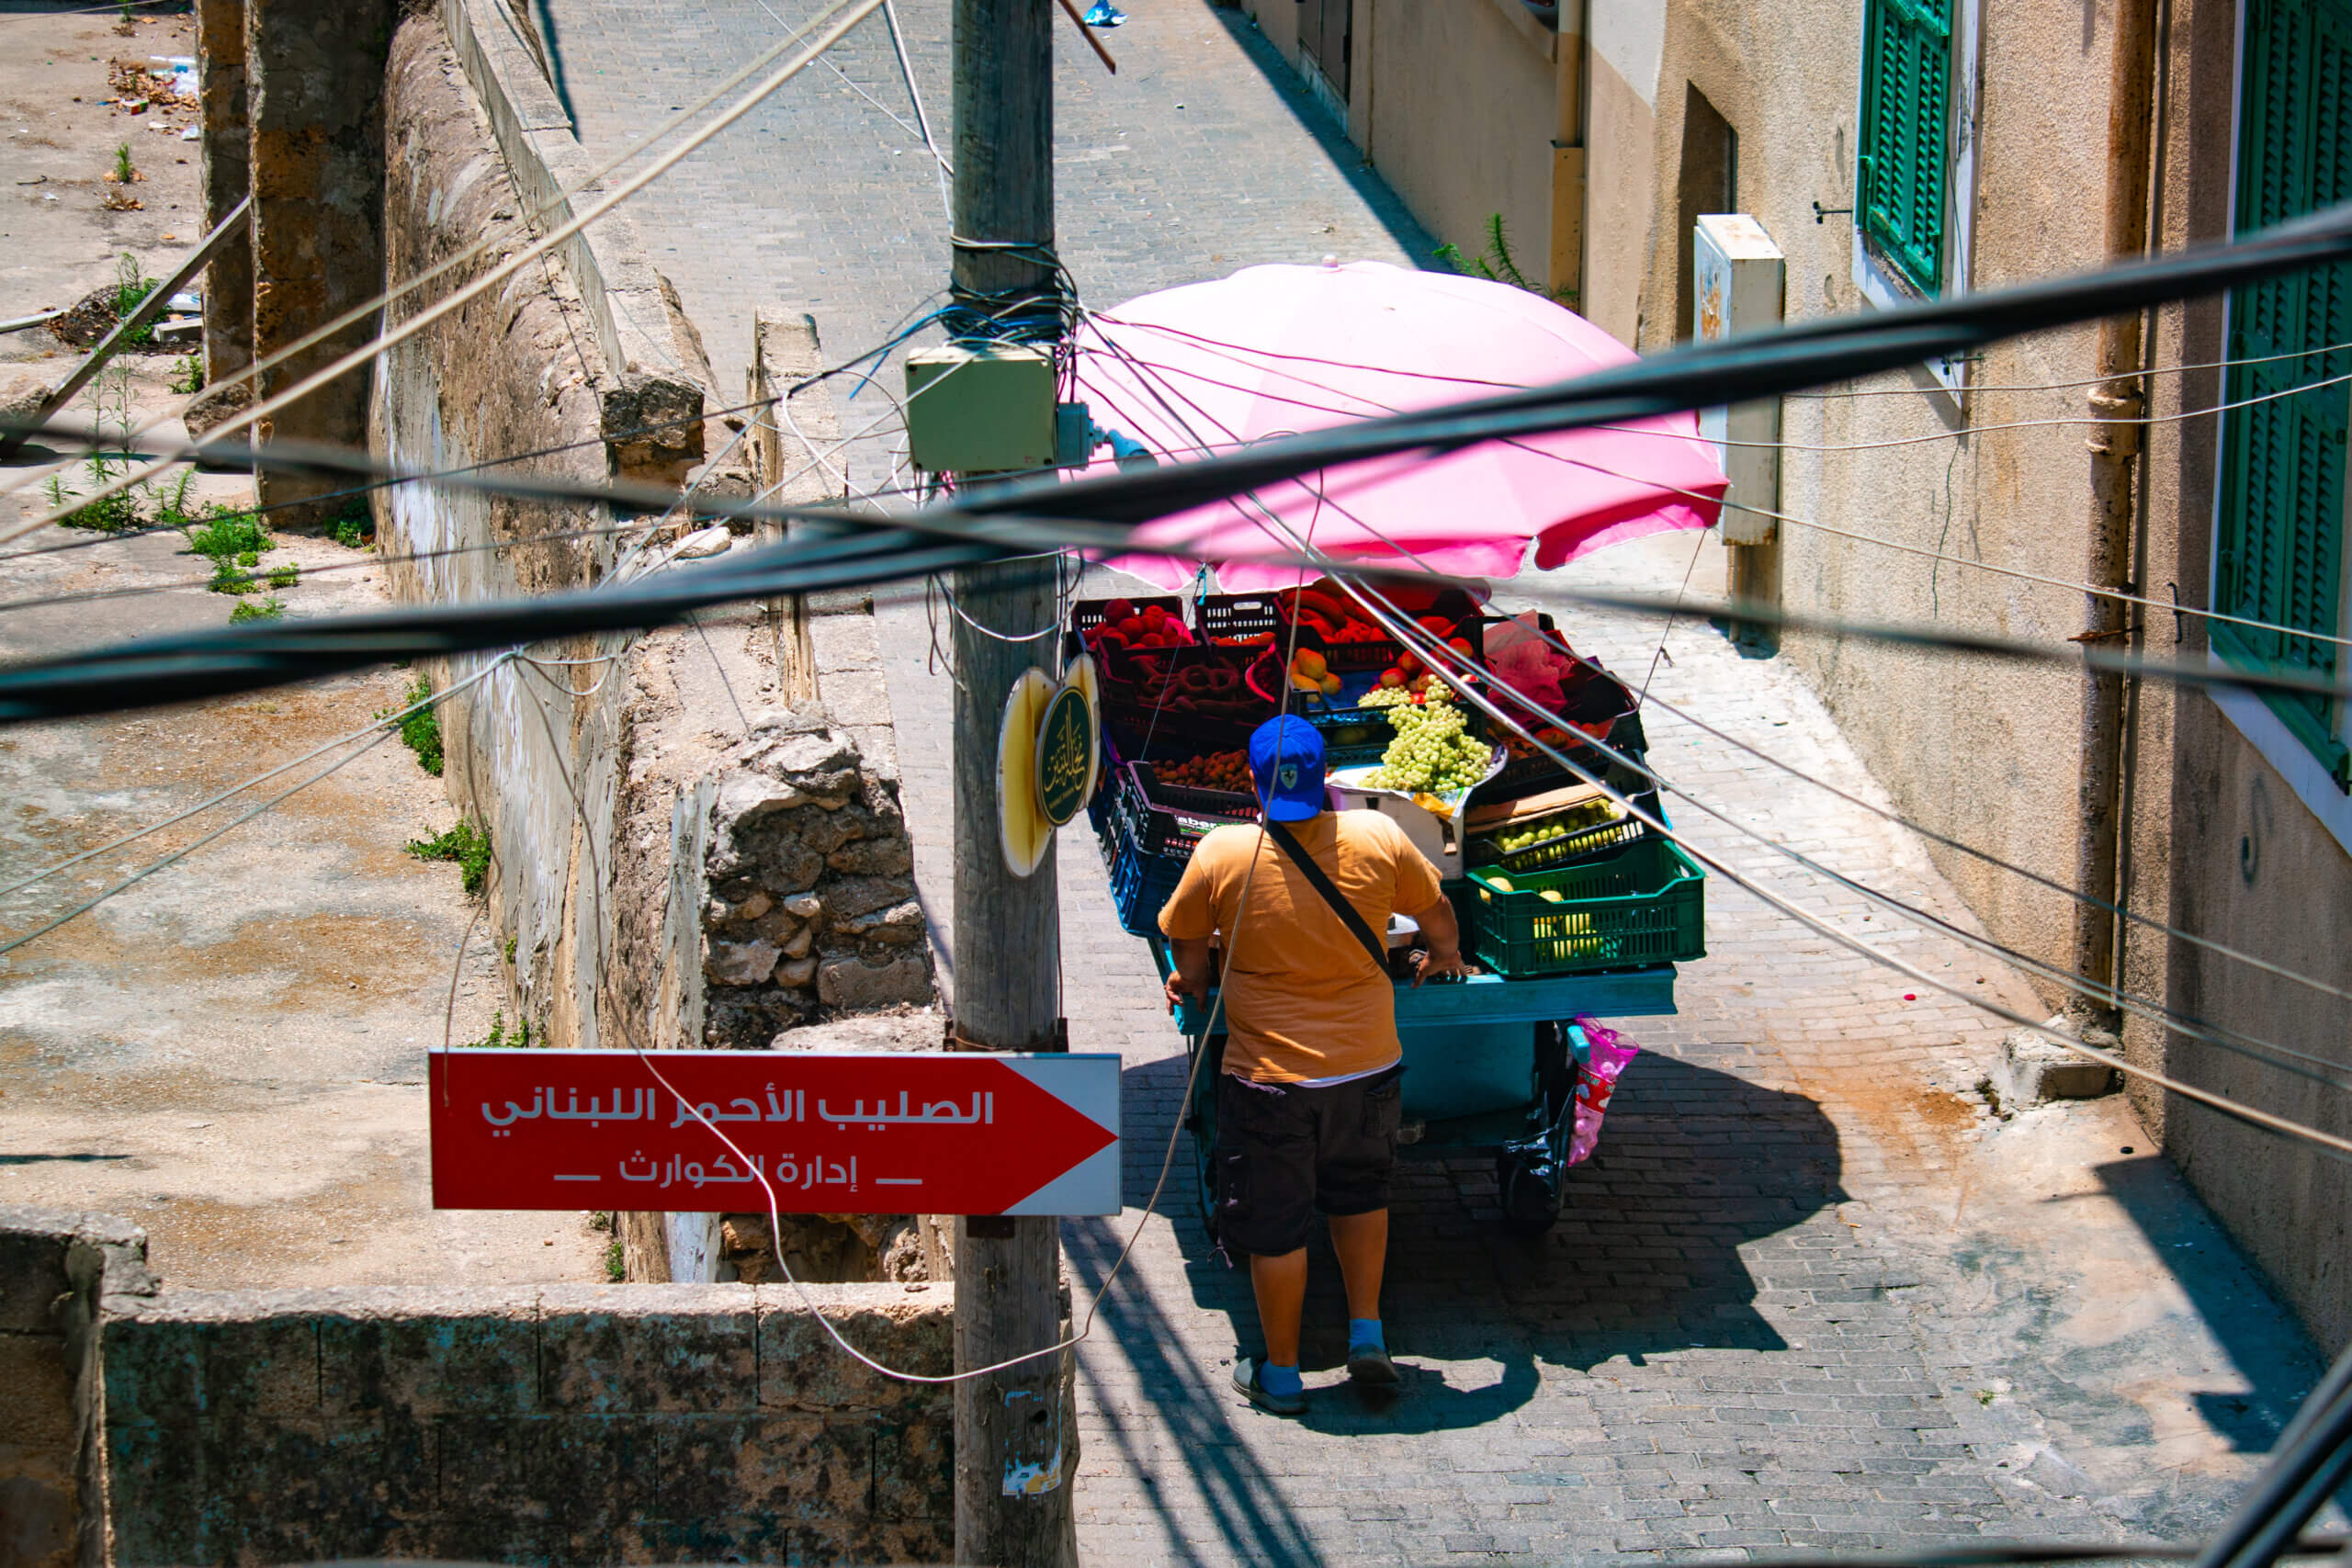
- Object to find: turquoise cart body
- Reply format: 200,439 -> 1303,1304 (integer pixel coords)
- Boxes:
1150,940 -> 1679,1237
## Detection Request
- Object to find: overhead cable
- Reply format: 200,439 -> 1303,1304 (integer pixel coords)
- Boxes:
1078,330 -> 2352,654
0,1 -> 865,514
14,424 -> 2352,722
1082,337 -> 2352,1121
1343,586 -> 2352,1159
958,197 -> 2352,527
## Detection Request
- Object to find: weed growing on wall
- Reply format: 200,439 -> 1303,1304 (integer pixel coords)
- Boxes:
381,673 -> 444,776
462,1010 -> 537,1049
1434,214 -> 1580,309
604,1240 -> 625,1281
329,503 -> 374,549
407,818 -> 491,895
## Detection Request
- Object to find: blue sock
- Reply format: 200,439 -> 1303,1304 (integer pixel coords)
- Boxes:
1259,1360 -> 1303,1396
1348,1317 -> 1385,1354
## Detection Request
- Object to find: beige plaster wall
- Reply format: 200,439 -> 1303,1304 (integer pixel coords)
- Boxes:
2113,0 -> 2352,1349
1614,0 -> 2352,1346
1357,0 -> 1560,287
1236,0 -> 1563,288
1584,14 -> 1658,345
1581,0 -> 2120,996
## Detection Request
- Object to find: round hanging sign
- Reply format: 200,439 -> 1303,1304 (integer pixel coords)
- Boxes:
996,668 -> 1056,878
1034,682 -> 1095,828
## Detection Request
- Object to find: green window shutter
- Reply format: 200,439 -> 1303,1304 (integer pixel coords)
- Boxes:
2217,0 -> 2352,780
1857,0 -> 1952,294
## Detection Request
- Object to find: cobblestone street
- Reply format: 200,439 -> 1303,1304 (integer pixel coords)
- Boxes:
543,3 -> 2331,1561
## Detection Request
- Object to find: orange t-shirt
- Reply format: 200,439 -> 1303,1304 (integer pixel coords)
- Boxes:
1158,810 -> 1446,1084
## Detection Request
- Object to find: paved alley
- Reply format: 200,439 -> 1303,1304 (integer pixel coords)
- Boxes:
542,3 -> 2332,1561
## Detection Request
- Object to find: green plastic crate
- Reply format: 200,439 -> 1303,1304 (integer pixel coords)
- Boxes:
1464,837 -> 1705,977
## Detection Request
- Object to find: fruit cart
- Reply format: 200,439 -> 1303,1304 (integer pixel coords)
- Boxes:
1075,586 -> 1706,1239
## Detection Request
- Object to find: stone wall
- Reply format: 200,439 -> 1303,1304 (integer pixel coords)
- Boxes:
0,1208 -> 953,1567
377,4 -> 935,1286
0,1208 -> 158,1568
700,721 -> 930,1049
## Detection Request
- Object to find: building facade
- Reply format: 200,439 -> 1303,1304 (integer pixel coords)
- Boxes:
1231,0 -> 2352,1347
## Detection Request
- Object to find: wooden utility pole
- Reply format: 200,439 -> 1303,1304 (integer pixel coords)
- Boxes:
947,1 -> 1074,1563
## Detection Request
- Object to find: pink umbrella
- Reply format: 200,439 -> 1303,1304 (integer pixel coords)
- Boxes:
1069,260 -> 1727,592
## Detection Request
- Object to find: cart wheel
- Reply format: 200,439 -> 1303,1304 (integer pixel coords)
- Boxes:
1498,1154 -> 1563,1237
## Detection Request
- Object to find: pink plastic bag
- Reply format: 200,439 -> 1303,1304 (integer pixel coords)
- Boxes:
1565,1017 -> 1641,1167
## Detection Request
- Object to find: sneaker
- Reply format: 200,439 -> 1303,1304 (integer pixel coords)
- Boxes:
1231,1358 -> 1307,1416
1347,1341 -> 1401,1386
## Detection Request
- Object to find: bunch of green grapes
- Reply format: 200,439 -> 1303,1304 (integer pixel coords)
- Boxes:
1366,700 -> 1495,794
1356,686 -> 1411,709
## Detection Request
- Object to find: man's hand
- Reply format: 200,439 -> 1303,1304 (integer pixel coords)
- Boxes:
1166,936 -> 1216,1014
1407,895 -> 1476,987
1412,946 -> 1476,986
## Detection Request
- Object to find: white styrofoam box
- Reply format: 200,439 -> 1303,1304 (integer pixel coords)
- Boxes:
1327,766 -> 1466,879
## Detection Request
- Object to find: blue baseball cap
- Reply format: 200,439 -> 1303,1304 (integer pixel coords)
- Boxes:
1249,715 -> 1327,822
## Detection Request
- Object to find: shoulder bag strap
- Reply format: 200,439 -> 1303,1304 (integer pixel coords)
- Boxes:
1262,818 -> 1389,972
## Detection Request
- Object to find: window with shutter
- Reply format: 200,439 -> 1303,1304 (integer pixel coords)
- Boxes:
2217,0 -> 2352,782
1856,0 -> 1953,295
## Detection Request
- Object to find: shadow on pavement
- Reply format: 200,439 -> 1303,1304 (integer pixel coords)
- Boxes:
1074,1043 -> 1849,1473
1470,1048 -> 1849,1371
2093,1150 -> 2324,1453
1206,4 -> 1441,269
1065,1199 -> 1322,1566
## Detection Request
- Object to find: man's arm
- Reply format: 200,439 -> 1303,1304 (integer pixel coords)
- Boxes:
1406,893 -> 1476,986
1166,935 -> 1218,1011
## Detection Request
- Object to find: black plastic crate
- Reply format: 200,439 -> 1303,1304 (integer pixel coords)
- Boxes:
1066,593 -> 1191,665
1114,761 -> 1255,863
1193,592 -> 1283,644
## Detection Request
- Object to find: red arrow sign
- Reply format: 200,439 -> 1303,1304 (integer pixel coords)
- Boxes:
429,1050 -> 1120,1216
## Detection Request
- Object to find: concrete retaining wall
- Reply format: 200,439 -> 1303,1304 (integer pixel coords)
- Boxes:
437,0 -> 708,472
99,1281 -> 953,1565
0,1209 -> 157,1568
0,1208 -> 953,1567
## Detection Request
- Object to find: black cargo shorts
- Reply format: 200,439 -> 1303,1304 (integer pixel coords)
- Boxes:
1213,1063 -> 1405,1257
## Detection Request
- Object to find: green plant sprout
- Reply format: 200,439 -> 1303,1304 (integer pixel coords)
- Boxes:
1434,214 -> 1580,309
228,595 -> 284,623
406,818 -> 492,896
464,1010 -> 537,1049
266,562 -> 299,590
330,502 -> 375,549
380,673 -> 444,776
183,508 -> 269,560
168,354 -> 202,395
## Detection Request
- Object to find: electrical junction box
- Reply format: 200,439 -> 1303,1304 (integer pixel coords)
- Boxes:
904,343 -> 1057,473
1693,215 -> 1785,546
